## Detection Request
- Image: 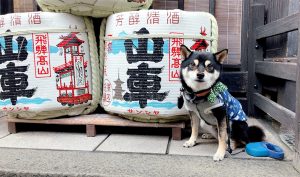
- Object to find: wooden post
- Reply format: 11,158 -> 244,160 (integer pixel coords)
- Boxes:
86,124 -> 96,137
172,127 -> 182,140
0,0 -> 14,14
293,12 -> 300,173
209,0 -> 215,16
247,4 -> 265,116
241,0 -> 250,71
178,0 -> 184,10
7,122 -> 17,134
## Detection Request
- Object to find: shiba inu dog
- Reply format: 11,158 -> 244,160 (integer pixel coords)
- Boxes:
178,45 -> 264,161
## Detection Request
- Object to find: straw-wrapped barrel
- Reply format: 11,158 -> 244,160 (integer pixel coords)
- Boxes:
100,10 -> 218,122
0,12 -> 100,119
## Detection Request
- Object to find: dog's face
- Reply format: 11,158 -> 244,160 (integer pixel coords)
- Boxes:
180,45 -> 228,92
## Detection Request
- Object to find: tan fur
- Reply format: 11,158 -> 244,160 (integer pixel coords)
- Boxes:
213,118 -> 227,161
204,60 -> 211,66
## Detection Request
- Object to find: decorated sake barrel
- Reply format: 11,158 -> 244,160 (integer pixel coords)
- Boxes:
36,0 -> 153,17
100,10 -> 218,122
0,12 -> 100,119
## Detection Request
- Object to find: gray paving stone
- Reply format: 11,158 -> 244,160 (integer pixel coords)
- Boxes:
169,137 -> 218,156
97,134 -> 169,154
0,117 -> 9,139
0,131 -> 108,151
168,137 -> 274,160
169,118 -> 293,161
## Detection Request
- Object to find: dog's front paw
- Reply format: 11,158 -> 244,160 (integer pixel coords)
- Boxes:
183,140 -> 196,148
213,151 -> 226,161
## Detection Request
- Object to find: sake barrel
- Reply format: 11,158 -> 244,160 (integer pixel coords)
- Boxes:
0,12 -> 100,119
100,10 -> 218,123
36,0 -> 153,17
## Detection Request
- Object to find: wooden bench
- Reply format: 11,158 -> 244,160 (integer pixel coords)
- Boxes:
6,114 -> 186,140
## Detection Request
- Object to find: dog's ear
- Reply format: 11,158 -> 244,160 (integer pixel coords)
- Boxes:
214,49 -> 228,64
180,45 -> 192,61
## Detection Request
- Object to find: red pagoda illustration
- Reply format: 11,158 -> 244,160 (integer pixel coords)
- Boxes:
53,32 -> 92,106
190,26 -> 209,51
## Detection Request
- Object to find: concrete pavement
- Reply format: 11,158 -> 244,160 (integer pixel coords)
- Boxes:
0,148 -> 298,177
0,116 -> 299,176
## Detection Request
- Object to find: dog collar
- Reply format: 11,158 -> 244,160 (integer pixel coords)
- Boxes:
195,89 -> 211,97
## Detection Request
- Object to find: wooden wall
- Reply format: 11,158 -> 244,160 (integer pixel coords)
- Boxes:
251,0 -> 296,112
153,0 -> 243,65
13,0 -> 38,12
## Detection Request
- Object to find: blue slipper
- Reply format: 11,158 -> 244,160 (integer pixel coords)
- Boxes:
246,142 -> 284,160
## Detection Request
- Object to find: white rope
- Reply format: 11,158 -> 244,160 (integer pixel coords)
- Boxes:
36,0 -> 153,17
82,17 -> 100,114
99,18 -> 107,107
104,34 -> 217,41
0,29 -> 87,37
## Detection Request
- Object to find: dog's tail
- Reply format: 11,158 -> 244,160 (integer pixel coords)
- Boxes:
231,122 -> 265,143
247,125 -> 265,142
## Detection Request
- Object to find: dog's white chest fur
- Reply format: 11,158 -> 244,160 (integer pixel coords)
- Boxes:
183,97 -> 223,126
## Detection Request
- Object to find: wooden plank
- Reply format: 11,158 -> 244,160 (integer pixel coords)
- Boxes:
255,61 -> 297,81
255,13 -> 299,40
247,4 -> 265,116
277,81 -> 296,112
6,114 -> 186,129
253,93 -> 295,129
220,72 -> 248,93
264,57 -> 297,63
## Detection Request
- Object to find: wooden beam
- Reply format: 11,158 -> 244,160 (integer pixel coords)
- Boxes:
253,93 -> 295,130
6,114 -> 186,128
247,4 -> 265,116
264,57 -> 297,63
6,114 -> 186,140
255,61 -> 297,81
293,4 -> 300,171
255,13 -> 299,40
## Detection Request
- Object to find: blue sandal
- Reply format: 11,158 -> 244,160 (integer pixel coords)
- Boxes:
246,142 -> 284,160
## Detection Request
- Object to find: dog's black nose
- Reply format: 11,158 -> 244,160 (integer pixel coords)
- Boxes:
197,73 -> 205,79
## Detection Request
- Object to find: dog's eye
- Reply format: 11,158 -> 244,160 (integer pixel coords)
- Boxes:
189,62 -> 196,67
206,64 -> 214,72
